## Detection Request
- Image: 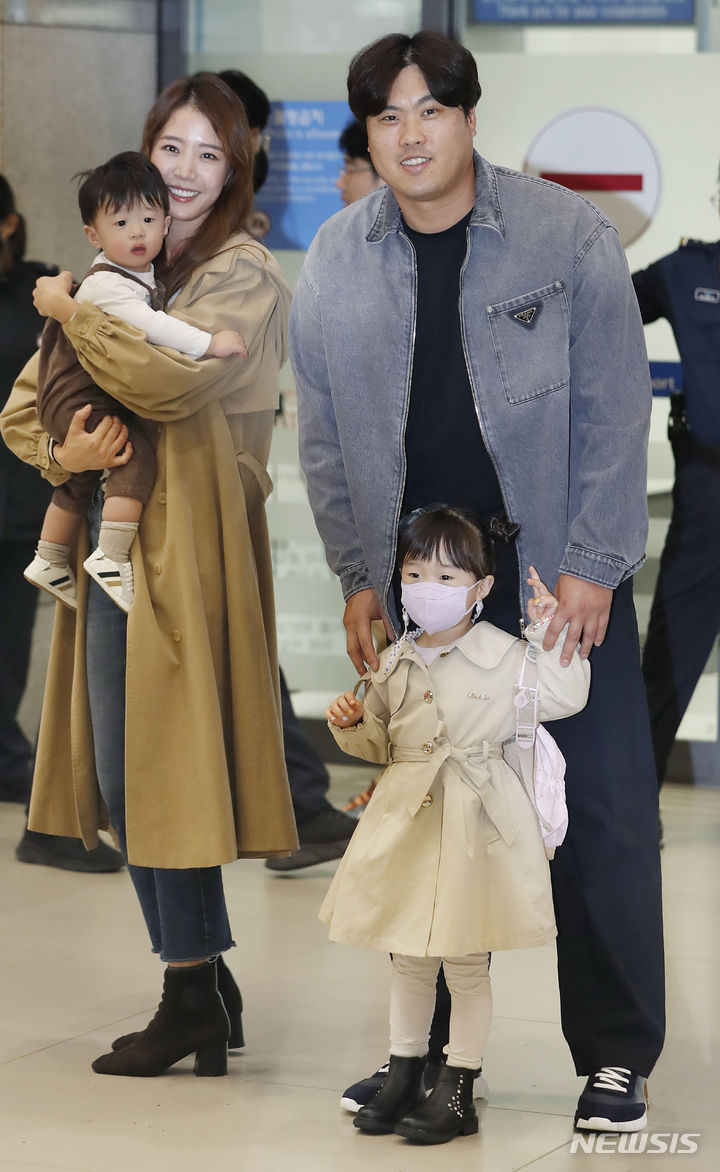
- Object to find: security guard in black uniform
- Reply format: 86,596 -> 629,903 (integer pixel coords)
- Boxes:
633,237 -> 720,787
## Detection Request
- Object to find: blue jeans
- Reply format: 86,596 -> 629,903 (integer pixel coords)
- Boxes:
85,496 -> 233,962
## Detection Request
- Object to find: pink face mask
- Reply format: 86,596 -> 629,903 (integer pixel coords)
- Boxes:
401,579 -> 482,635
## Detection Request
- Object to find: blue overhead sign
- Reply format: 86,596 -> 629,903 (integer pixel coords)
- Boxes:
473,0 -> 693,22
261,100 -> 348,252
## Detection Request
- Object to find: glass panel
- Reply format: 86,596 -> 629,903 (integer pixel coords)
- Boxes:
1,0 -> 156,31
187,0 -> 421,57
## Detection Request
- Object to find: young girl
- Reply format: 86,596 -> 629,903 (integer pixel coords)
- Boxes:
323,504 -> 591,1145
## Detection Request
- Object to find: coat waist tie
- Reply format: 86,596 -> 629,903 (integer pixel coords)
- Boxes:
388,740 -> 517,846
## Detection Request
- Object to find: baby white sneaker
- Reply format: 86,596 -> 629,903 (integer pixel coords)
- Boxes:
83,548 -> 134,613
24,554 -> 77,610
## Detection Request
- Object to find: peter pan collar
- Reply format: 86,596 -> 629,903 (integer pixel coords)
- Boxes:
375,620 -> 519,680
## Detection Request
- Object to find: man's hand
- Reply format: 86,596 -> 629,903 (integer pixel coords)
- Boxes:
33,271 -> 75,322
542,573 -> 612,666
344,587 -> 395,674
54,405 -> 132,473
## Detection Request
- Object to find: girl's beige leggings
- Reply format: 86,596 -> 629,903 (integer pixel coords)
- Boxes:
390,952 -> 491,1071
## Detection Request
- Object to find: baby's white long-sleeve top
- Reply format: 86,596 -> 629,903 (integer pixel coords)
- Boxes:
75,252 -> 212,359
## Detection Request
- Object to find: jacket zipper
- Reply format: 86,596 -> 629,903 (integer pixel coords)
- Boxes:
459,223 -> 525,633
382,230 -> 417,631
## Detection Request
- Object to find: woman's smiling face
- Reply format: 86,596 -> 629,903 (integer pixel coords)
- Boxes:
150,104 -> 230,236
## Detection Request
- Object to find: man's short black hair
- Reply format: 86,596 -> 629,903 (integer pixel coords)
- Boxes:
77,151 -> 169,226
217,70 -> 270,131
347,31 -> 481,122
338,119 -> 376,173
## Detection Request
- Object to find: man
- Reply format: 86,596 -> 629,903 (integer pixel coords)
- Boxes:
290,32 -> 664,1133
0,178 -> 122,871
217,69 -> 271,195
336,118 -> 384,207
633,235 -> 720,789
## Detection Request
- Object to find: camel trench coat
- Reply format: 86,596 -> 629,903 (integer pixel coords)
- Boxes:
0,232 -> 298,867
320,621 -> 590,957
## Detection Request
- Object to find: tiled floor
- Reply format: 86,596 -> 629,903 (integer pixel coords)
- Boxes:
1,778 -> 719,1172
6,437 -> 719,1169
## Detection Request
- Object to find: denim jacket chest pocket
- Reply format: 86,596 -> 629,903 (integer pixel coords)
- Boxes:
487,280 -> 570,404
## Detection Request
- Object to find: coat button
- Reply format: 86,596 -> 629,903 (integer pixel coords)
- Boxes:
422,741 -> 433,754
157,491 -> 167,505
423,690 -> 433,703
153,563 -> 162,575
421,795 -> 433,807
171,629 -> 181,642
440,651 -> 450,657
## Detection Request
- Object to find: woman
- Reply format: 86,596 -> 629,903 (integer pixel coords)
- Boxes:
0,75 -> 298,1077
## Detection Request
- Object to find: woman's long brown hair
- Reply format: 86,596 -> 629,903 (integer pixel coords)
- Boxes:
141,72 -> 254,300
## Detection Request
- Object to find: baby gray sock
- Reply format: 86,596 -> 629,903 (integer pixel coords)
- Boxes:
37,539 -> 71,566
98,521 -> 139,564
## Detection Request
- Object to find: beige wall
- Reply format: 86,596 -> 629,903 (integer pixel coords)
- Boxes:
0,23 -> 156,278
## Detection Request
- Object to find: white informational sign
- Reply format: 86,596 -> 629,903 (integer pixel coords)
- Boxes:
523,106 -> 662,247
276,613 -> 348,658
271,540 -> 336,582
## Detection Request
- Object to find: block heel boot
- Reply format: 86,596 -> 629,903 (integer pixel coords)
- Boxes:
353,1055 -> 427,1135
111,954 -> 244,1051
395,1064 -> 479,1144
93,959 -> 230,1077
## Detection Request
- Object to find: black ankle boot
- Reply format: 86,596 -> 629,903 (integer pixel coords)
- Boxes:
93,960 -> 230,1077
395,1063 -> 479,1144
111,954 -> 244,1051
216,954 -> 244,1048
353,1055 -> 427,1135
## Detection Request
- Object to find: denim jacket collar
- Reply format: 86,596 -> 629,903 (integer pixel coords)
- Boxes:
366,151 -> 506,243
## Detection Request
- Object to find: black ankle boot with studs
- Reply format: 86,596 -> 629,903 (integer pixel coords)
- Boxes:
395,1063 -> 479,1144
111,954 -> 244,1052
353,1054 -> 427,1135
93,959 -> 230,1077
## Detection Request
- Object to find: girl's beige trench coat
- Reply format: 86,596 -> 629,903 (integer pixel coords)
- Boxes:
320,621 -> 590,957
0,232 -> 299,867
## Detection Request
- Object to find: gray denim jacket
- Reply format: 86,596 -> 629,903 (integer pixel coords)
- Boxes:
290,153 -> 650,631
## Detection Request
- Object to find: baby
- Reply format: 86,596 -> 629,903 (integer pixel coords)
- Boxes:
25,150 -> 246,612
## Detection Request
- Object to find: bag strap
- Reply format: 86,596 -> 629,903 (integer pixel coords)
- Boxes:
515,643 -> 539,749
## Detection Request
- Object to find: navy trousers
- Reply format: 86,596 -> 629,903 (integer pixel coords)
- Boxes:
642,434 -> 720,785
0,540 -> 39,794
279,666 -> 332,824
485,546 -> 665,1077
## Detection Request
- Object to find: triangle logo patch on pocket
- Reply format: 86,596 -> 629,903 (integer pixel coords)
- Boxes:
513,305 -> 539,326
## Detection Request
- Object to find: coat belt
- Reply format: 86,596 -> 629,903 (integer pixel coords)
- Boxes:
388,739 -> 518,846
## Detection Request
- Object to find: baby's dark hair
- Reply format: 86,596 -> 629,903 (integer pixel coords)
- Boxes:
77,151 -> 169,226
397,504 -> 519,581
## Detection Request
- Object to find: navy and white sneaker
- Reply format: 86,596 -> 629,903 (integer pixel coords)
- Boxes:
340,1059 -> 488,1112
340,1062 -> 390,1112
574,1066 -> 648,1132
24,554 -> 77,610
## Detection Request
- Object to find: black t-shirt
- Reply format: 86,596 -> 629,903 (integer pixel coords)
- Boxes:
401,212 -> 504,518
